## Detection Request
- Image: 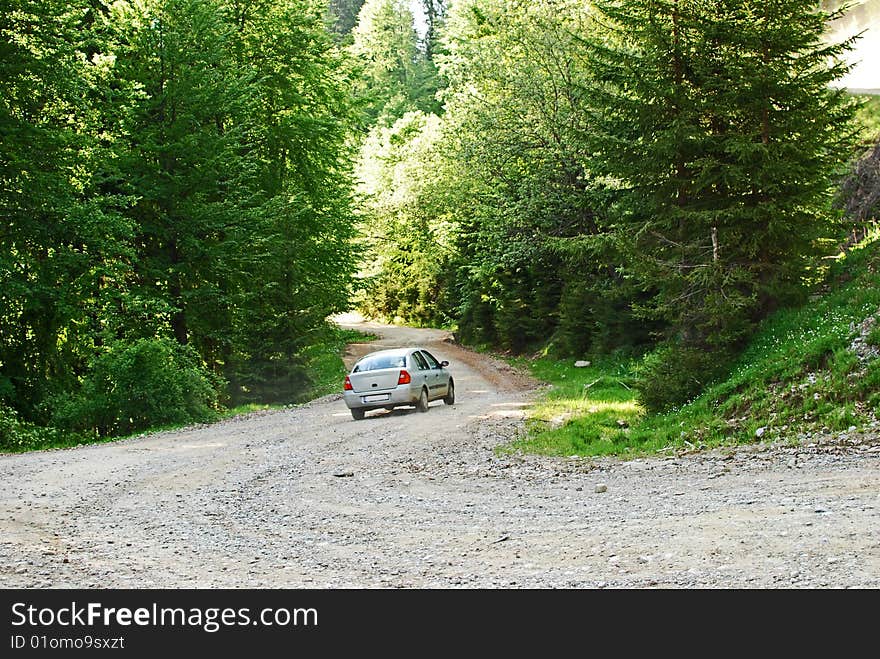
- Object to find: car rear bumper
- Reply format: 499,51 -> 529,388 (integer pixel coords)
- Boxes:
343,384 -> 418,410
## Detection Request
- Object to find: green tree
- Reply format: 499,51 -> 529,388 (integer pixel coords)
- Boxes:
589,0 -> 858,407
351,0 -> 441,123
104,0 -> 358,404
327,0 -> 366,38
1,0 -> 361,438
221,0 -> 359,402
109,0 -> 257,356
354,111 -> 458,326
419,0 -> 447,60
0,0 -> 133,417
432,0 -> 621,352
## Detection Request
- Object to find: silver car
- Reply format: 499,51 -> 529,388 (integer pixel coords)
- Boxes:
343,347 -> 455,420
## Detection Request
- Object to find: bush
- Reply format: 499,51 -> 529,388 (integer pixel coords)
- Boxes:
552,278 -> 594,357
635,343 -> 732,413
51,338 -> 222,436
0,405 -> 71,453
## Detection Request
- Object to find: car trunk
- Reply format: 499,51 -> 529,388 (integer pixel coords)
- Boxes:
349,368 -> 401,393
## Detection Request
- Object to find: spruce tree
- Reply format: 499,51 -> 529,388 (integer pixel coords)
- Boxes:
589,0 -> 858,406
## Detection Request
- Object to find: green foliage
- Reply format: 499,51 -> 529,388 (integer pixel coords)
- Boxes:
0,0 -> 135,415
433,0 -> 616,353
551,264 -> 659,357
348,1 -> 449,329
51,338 -> 222,436
632,237 -> 880,446
354,111 -> 459,327
353,1 -> 620,351
327,0 -> 367,37
350,0 -> 442,124
508,235 -> 880,457
500,355 -> 643,457
356,0 -> 861,403
633,343 -> 733,413
589,0 -> 858,372
0,404 -> 76,453
1,0 -> 360,446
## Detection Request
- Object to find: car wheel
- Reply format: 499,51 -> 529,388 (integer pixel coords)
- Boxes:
416,387 -> 429,413
443,379 -> 455,405
351,408 -> 365,421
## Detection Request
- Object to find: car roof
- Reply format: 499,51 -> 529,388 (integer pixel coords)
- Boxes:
357,347 -> 417,360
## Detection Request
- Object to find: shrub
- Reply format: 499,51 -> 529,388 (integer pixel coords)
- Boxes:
51,338 -> 222,436
635,343 -> 732,413
0,405 -> 70,453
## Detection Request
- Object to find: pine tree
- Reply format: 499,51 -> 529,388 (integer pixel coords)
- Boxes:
589,0 -> 858,405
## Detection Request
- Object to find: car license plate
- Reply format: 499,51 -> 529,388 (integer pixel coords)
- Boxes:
363,394 -> 390,403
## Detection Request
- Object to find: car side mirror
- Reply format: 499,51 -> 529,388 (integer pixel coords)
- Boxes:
440,360 -> 449,367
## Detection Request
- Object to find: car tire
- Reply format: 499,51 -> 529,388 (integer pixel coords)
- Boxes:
443,380 -> 455,405
351,408 -> 365,421
416,388 -> 429,413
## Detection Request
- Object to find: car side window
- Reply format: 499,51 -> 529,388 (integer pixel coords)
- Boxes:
412,351 -> 429,370
421,350 -> 441,369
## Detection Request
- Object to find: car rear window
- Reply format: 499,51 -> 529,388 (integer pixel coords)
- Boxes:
353,354 -> 407,372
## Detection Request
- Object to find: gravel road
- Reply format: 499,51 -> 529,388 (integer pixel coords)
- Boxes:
1,320 -> 879,588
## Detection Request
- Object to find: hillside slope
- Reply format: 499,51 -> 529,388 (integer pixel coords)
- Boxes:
508,234 -> 880,456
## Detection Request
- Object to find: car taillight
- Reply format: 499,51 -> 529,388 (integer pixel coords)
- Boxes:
344,375 -> 353,391
398,369 -> 411,385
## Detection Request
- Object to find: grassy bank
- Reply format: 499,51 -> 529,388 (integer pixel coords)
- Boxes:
506,234 -> 880,457
501,356 -> 644,457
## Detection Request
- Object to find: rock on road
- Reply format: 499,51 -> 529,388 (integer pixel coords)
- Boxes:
1,319 -> 879,588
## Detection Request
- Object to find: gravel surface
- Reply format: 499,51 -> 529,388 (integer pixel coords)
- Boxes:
1,320 -> 879,588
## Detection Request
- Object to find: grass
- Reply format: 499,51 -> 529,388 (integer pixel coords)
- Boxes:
854,94 -> 880,145
505,233 -> 880,458
220,402 -> 285,419
500,356 -> 645,457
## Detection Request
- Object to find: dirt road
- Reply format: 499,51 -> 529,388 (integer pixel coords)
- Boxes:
1,320 -> 878,588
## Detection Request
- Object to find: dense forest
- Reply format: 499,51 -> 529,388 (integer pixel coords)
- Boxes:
1,0 -> 358,445
1,0 -> 876,450
352,0 -> 869,409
